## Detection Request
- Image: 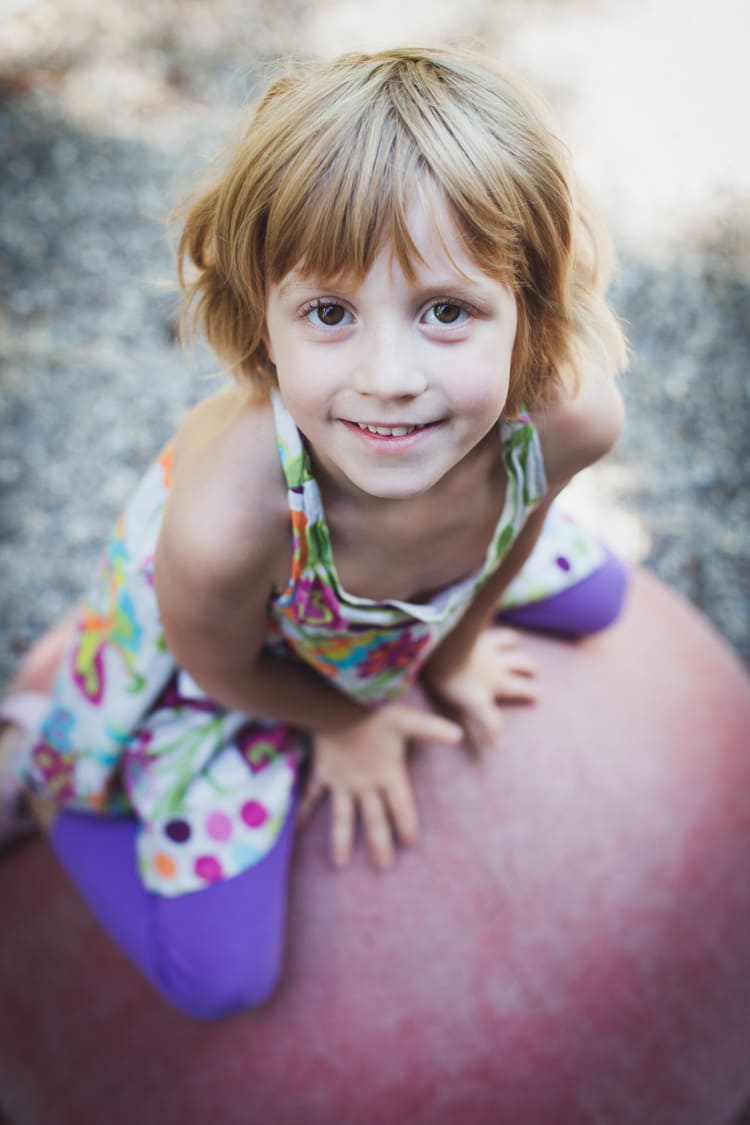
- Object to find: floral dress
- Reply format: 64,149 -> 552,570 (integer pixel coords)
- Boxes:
21,392 -> 603,897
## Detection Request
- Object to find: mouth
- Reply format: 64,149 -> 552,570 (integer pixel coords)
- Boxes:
350,421 -> 435,438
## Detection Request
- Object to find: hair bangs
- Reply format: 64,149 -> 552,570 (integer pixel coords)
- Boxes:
262,104 -> 436,286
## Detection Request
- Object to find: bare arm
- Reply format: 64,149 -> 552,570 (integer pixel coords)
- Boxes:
158,582 -> 366,735
154,399 -> 367,734
424,366 -> 624,674
423,495 -> 555,681
533,361 -> 625,487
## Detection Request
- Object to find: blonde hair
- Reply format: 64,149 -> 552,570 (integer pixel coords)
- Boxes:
179,47 -> 627,414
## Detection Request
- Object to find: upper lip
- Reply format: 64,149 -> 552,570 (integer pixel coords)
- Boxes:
346,419 -> 436,427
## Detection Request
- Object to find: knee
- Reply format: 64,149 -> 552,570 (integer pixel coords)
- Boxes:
501,555 -> 630,638
152,930 -> 284,1021
145,823 -> 295,1020
576,552 -> 630,634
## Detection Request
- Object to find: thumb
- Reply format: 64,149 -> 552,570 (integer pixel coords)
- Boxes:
467,702 -> 505,752
397,705 -> 463,745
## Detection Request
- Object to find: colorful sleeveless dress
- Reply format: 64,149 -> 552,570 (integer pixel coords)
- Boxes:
21,392 -> 604,897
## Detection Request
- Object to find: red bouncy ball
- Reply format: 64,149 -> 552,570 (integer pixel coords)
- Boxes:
1,570 -> 750,1125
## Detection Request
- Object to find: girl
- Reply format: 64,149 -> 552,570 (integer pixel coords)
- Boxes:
1,48 -> 628,1019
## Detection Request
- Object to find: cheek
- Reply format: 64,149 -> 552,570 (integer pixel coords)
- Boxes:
273,348 -> 331,415
452,342 -> 512,413
263,322 -> 300,385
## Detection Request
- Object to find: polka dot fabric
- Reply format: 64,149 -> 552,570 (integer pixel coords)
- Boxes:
134,712 -> 300,893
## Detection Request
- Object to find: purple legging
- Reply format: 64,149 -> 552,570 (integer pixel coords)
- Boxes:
51,800 -> 298,1020
50,552 -> 628,1020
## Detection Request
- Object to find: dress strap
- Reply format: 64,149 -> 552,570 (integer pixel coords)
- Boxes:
499,415 -> 548,517
270,390 -> 313,492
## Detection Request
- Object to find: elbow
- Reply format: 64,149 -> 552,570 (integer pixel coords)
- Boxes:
589,378 -> 625,462
541,374 -> 626,489
569,370 -> 625,468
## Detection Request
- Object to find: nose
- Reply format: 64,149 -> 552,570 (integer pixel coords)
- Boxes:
351,325 -> 427,399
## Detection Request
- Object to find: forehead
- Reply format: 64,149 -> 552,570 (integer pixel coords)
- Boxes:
401,186 -> 481,279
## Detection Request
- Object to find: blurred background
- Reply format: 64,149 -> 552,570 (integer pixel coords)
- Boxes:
1,0 -> 748,679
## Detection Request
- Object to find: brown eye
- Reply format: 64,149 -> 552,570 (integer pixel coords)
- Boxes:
316,302 -> 347,326
431,302 -> 462,324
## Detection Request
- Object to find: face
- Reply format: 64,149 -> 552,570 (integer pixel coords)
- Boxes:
264,187 -> 517,503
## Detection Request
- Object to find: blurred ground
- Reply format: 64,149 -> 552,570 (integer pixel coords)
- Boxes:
0,0 -> 749,681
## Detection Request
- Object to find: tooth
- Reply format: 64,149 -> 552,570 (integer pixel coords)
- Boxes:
356,423 -> 422,436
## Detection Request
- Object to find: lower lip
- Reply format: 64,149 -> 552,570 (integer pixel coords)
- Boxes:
342,421 -> 442,453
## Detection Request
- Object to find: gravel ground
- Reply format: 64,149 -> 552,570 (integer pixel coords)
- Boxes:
1,0 -> 749,684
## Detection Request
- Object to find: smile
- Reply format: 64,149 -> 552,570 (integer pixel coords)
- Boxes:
353,422 -> 429,437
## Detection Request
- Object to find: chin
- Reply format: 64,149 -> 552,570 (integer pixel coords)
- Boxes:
351,472 -> 441,501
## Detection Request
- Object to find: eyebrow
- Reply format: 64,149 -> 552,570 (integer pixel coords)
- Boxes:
411,277 -> 489,297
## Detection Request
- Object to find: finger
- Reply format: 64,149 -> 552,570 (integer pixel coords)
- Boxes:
486,629 -> 537,672
359,789 -> 396,869
330,787 -> 355,868
382,771 -> 420,848
487,627 -> 521,648
397,706 -> 463,745
492,675 -> 539,704
501,652 -> 538,677
296,776 -> 325,827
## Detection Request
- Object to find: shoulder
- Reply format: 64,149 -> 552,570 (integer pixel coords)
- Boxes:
532,365 -> 625,491
157,387 -> 289,604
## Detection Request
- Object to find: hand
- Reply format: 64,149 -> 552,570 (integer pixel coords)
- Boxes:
424,627 -> 538,754
297,702 -> 462,870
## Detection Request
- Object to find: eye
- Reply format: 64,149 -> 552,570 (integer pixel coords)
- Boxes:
305,301 -> 352,328
422,301 -> 469,327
